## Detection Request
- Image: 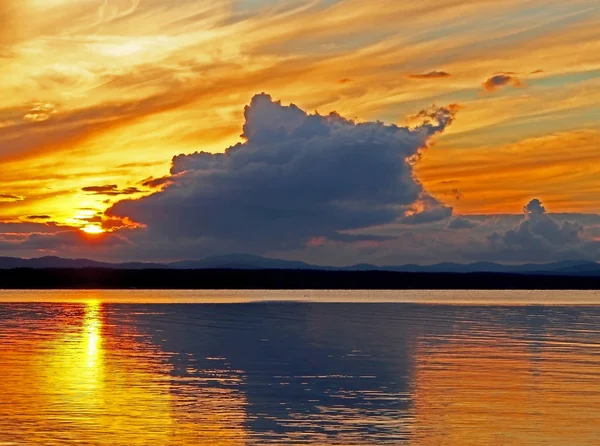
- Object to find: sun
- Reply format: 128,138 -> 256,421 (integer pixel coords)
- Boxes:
81,224 -> 105,235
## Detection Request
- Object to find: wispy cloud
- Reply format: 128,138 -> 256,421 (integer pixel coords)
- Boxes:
82,185 -> 142,196
409,71 -> 451,79
0,194 -> 23,202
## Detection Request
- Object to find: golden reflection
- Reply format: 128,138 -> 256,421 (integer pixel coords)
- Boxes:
0,301 -> 248,445
84,301 -> 101,368
411,326 -> 600,445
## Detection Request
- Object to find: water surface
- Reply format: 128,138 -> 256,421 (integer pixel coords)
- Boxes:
1,290 -> 599,445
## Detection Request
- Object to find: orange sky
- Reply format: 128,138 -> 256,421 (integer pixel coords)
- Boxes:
0,0 -> 599,261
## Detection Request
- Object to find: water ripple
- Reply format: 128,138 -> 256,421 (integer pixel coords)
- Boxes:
0,290 -> 599,445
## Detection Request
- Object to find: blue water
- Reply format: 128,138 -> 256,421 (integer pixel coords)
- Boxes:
0,290 -> 599,445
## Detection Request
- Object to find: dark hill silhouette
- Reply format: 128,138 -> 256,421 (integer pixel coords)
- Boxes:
0,255 -> 598,277
0,268 -> 599,289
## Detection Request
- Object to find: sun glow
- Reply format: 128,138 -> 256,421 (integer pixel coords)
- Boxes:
82,224 -> 105,234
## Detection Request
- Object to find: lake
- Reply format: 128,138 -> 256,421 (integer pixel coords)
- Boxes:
1,290 -> 599,445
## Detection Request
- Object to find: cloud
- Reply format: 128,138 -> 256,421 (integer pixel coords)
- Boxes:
446,217 -> 478,230
440,188 -> 463,201
409,71 -> 451,79
0,229 -> 129,252
96,0 -> 141,25
27,215 -> 51,220
82,185 -> 141,196
400,206 -> 453,225
400,194 -> 453,225
23,103 -> 57,122
523,198 -> 546,215
110,93 -> 456,252
0,194 -> 23,202
0,221 -> 63,235
490,199 -> 583,248
140,176 -> 172,188
0,220 -> 131,257
468,198 -> 600,262
293,206 -> 600,266
482,73 -> 522,92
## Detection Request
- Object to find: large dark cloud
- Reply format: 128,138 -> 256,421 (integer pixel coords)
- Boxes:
110,93 -> 456,251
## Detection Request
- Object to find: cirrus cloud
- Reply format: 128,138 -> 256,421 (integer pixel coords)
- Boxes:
409,71 -> 451,79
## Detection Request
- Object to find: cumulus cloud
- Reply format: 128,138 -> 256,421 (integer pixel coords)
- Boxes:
409,71 -> 451,79
294,205 -> 600,266
467,198 -> 600,262
482,73 -> 522,92
491,199 -> 583,248
110,93 -> 456,252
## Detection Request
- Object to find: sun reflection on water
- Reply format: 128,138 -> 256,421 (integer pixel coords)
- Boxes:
84,301 -> 102,368
0,300 -> 249,444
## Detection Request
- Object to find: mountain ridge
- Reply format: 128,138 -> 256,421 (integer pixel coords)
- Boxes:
0,255 -> 598,276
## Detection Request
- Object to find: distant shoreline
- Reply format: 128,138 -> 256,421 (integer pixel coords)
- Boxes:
0,268 -> 599,290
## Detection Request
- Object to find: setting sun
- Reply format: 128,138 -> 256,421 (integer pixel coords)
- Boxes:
82,224 -> 105,235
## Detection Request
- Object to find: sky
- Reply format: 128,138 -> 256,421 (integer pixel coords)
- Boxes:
0,0 -> 599,265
